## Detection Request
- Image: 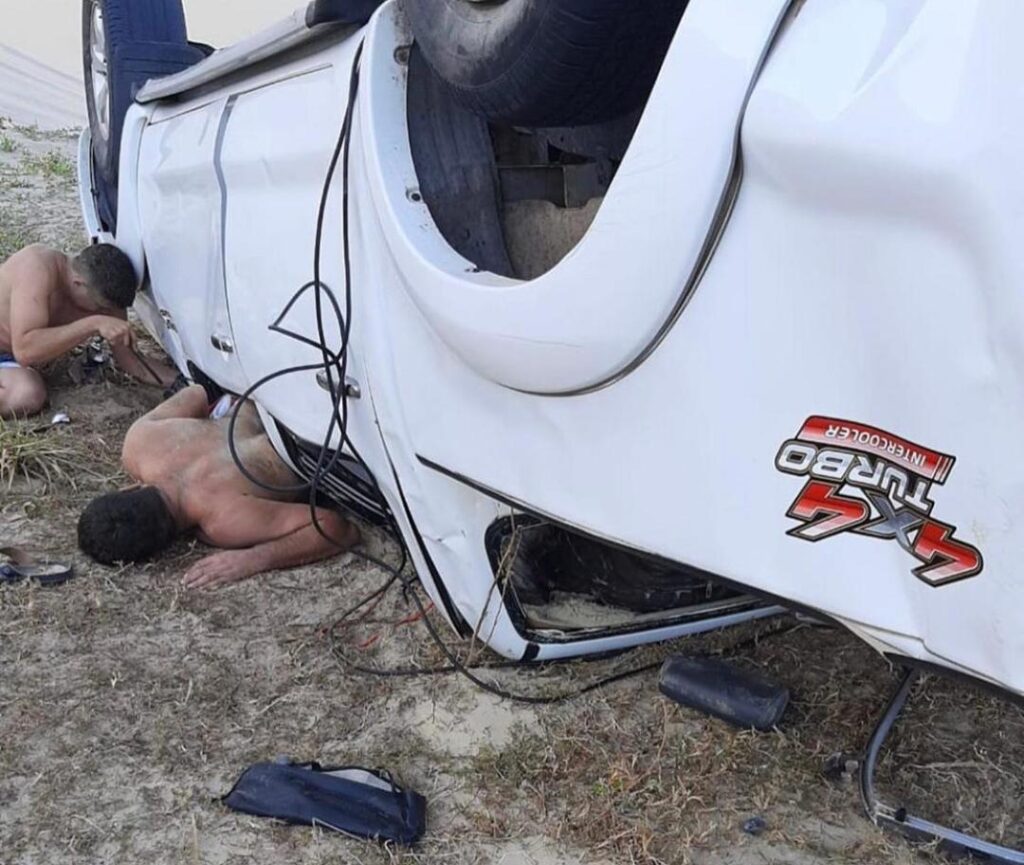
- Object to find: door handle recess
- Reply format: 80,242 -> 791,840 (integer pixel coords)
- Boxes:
210,334 -> 235,354
159,309 -> 177,332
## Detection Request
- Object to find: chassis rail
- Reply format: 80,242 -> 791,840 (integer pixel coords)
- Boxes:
860,667 -> 1024,863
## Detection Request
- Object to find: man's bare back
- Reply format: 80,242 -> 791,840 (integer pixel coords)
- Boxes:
79,385 -> 358,589
126,399 -> 298,514
0,243 -> 175,418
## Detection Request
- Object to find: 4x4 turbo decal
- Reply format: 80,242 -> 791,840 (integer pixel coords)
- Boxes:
776,417 -> 983,586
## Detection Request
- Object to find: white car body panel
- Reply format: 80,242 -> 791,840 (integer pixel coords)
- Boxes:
82,0 -> 1024,694
219,62 -> 353,448
363,0 -> 791,394
138,97 -> 248,392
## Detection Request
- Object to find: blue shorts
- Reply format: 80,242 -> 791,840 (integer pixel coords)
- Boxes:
0,353 -> 20,370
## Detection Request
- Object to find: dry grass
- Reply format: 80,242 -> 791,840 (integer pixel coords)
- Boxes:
3,122 -> 1024,865
880,676 -> 1024,850
0,416 -> 114,491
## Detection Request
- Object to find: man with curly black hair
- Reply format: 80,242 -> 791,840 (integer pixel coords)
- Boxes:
0,242 -> 176,417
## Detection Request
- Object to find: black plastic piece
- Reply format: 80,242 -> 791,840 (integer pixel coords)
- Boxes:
223,761 -> 426,846
658,655 -> 789,731
743,816 -> 768,836
275,421 -> 391,527
305,0 -> 383,28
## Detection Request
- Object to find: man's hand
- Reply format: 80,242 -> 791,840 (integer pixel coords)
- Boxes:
92,315 -> 135,350
9,263 -> 118,366
182,550 -> 259,590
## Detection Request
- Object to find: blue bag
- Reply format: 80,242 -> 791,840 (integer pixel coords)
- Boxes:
223,760 -> 426,845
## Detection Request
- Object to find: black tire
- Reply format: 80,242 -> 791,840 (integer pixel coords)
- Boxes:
400,0 -> 690,127
82,0 -> 201,226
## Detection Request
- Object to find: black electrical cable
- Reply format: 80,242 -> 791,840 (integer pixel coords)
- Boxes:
224,40 -> 799,705
226,44 -> 364,508
299,39 -> 365,530
327,565 -> 804,703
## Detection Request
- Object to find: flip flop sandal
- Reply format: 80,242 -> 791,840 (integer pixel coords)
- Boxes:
0,548 -> 74,587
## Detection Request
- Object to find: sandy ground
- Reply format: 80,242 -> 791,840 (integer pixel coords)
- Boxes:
2,123 -> 1024,865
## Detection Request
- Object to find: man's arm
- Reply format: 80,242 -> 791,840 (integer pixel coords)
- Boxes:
9,261 -> 100,366
137,384 -> 210,423
183,501 -> 358,589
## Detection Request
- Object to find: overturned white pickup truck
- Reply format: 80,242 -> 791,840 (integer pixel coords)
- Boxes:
79,0 -> 1024,858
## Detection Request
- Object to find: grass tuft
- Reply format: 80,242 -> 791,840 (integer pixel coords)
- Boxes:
22,150 -> 75,181
0,418 -> 82,489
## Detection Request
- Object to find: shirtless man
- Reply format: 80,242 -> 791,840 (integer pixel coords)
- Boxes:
77,385 -> 359,589
0,243 -> 176,418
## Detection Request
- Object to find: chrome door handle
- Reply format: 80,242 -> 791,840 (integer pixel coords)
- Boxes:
316,371 -> 361,399
210,334 -> 235,354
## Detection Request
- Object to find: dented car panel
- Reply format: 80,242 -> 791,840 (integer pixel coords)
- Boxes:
80,0 -> 1024,698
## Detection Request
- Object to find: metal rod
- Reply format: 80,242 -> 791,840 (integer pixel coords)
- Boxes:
131,346 -> 165,388
859,667 -> 1024,864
